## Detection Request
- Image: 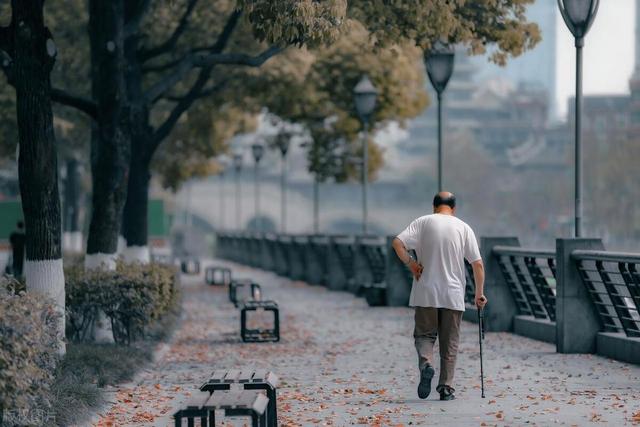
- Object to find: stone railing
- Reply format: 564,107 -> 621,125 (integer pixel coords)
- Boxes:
215,233 -> 639,365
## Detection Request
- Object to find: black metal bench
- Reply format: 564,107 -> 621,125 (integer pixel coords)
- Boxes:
181,258 -> 201,275
205,267 -> 232,286
200,369 -> 279,427
240,300 -> 280,343
229,280 -> 261,307
173,389 -> 269,427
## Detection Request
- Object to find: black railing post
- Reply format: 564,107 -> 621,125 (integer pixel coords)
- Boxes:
556,238 -> 604,353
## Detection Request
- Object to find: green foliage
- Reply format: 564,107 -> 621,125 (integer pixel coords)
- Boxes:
349,0 -> 540,65
152,104 -> 258,190
0,278 -> 60,422
65,261 -> 180,345
238,0 -> 347,47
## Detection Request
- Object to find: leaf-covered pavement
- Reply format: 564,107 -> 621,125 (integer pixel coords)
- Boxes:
93,259 -> 640,426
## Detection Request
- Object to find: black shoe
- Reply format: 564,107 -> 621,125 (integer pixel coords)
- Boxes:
417,365 -> 435,399
438,385 -> 456,401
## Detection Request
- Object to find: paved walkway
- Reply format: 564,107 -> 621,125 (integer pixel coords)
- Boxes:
93,260 -> 640,426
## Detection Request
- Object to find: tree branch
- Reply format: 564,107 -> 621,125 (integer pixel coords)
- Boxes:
160,78 -> 228,102
51,88 -> 98,119
124,0 -> 152,37
138,0 -> 199,61
151,68 -> 212,150
144,45 -> 281,104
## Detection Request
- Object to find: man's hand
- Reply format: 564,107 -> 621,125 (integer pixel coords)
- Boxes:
475,294 -> 487,308
408,260 -> 423,281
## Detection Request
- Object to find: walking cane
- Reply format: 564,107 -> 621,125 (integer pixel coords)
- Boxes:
477,306 -> 485,398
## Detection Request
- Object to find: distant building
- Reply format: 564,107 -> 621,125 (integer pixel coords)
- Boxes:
471,0 -> 558,120
568,0 -> 640,143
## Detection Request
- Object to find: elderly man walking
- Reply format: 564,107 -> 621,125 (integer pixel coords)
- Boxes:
392,192 -> 487,401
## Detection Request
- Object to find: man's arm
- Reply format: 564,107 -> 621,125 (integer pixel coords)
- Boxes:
472,260 -> 487,308
392,237 -> 423,281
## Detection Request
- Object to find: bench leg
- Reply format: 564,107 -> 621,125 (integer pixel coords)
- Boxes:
267,388 -> 278,427
175,415 -> 181,427
251,413 -> 259,427
188,417 -> 194,427
200,415 -> 207,426
208,410 -> 215,427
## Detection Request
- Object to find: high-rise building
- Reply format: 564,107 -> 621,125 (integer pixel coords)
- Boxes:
471,0 -> 558,120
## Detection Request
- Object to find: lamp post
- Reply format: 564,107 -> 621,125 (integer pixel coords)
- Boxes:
274,132 -> 291,233
232,153 -> 243,230
353,75 -> 378,235
217,156 -> 229,231
425,42 -> 455,192
558,0 -> 599,237
251,142 -> 265,231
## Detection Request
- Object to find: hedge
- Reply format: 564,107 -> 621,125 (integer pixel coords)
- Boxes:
65,260 -> 180,345
0,278 -> 59,426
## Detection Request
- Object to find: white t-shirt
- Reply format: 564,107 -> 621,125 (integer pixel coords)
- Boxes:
396,213 -> 481,311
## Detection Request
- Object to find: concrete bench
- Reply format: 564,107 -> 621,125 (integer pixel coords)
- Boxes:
200,369 -> 279,427
205,267 -> 232,286
181,258 -> 201,275
173,389 -> 269,427
240,300 -> 280,343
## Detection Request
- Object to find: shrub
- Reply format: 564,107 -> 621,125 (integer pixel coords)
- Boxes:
65,261 -> 180,345
0,277 -> 60,426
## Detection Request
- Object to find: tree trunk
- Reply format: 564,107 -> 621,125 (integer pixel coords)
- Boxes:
121,140 -> 152,263
12,0 -> 65,354
121,32 -> 153,263
84,0 -> 130,271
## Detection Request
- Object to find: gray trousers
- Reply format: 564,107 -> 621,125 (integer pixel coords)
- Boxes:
414,307 -> 463,388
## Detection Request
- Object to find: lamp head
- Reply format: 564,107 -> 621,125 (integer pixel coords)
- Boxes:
251,143 -> 265,163
353,74 -> 378,123
558,0 -> 600,43
425,41 -> 455,95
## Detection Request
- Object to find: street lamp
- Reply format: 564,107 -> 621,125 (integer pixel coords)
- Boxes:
251,142 -> 265,231
353,74 -> 378,235
232,152 -> 243,230
558,0 -> 600,237
273,132 -> 291,233
425,41 -> 455,192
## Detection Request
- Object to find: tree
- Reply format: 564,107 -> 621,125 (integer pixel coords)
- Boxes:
50,0 -> 540,263
0,0 -> 65,353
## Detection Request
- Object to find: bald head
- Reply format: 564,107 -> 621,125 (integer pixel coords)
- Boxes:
433,191 -> 456,214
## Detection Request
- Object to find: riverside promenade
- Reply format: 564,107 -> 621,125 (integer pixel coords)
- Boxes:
93,260 -> 640,426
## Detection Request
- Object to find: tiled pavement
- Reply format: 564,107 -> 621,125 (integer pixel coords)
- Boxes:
92,259 -> 640,426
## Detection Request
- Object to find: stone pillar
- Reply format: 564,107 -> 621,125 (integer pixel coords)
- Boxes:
305,235 -> 328,286
289,235 -> 308,280
385,236 -> 412,306
481,237 -> 520,332
260,234 -> 276,271
353,236 -> 374,294
326,235 -> 352,291
556,238 -> 604,354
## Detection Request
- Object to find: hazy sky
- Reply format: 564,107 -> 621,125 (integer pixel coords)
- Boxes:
556,0 -> 636,118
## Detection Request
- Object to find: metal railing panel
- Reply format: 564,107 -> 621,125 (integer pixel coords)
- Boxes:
573,250 -> 640,338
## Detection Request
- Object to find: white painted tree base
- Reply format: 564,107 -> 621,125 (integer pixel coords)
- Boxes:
25,259 -> 66,355
85,252 -> 118,271
117,235 -> 127,254
122,245 -> 150,264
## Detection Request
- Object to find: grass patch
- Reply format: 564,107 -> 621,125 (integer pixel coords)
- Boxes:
50,343 -> 154,426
